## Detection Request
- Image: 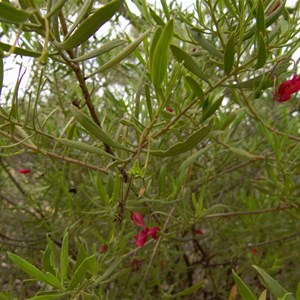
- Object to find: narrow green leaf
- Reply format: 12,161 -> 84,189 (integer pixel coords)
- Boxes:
145,83 -> 153,121
256,0 -> 266,35
202,96 -> 223,122
0,2 -> 31,24
55,0 -> 122,50
42,245 -> 55,275
7,252 -> 47,282
45,273 -> 61,289
150,122 -> 212,157
253,265 -> 295,300
224,32 -> 235,75
64,0 -> 94,37
228,147 -> 258,159
27,294 -> 66,300
0,42 -> 41,57
190,28 -> 223,58
45,0 -> 68,18
171,281 -> 204,297
258,290 -> 267,300
75,243 -> 87,271
68,255 -> 95,290
170,45 -> 210,84
185,76 -> 205,101
160,0 -> 170,19
256,32 -> 267,69
149,27 -> 162,67
71,106 -> 133,152
57,138 -> 119,160
150,19 -> 174,90
296,282 -> 300,300
232,270 -> 256,300
87,28 -> 151,77
70,40 -> 127,62
60,231 -> 69,284
243,0 -> 286,41
98,257 -> 124,282
149,8 -> 165,26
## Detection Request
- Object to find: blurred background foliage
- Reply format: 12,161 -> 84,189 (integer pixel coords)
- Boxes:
0,0 -> 300,299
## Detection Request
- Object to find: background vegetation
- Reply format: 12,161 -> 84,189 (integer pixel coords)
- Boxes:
0,0 -> 300,299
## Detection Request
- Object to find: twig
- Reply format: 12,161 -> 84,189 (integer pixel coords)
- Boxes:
203,204 -> 295,219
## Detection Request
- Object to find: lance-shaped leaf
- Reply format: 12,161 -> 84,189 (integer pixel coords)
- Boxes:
6,252 -> 60,287
46,0 -> 68,18
150,122 -> 212,157
232,270 -> 256,300
65,0 -> 94,38
170,45 -> 210,84
68,255 -> 95,290
256,0 -> 266,35
0,42 -> 41,57
185,75 -> 205,101
71,106 -> 133,153
57,138 -> 119,160
224,32 -> 235,76
150,19 -> 174,90
243,0 -> 286,41
190,28 -> 223,58
256,32 -> 267,69
60,231 -> 69,285
55,0 -> 122,50
70,40 -> 127,62
86,29 -> 151,77
202,96 -> 223,122
0,2 -> 31,24
253,266 -> 295,300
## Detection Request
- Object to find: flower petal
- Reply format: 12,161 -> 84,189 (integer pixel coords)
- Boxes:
134,228 -> 149,247
130,212 -> 145,227
17,169 -> 31,174
148,226 -> 160,240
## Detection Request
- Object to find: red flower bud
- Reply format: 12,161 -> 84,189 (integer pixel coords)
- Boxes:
17,169 -> 31,174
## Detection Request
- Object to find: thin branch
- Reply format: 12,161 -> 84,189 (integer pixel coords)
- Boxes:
203,204 -> 295,219
0,130 -> 108,173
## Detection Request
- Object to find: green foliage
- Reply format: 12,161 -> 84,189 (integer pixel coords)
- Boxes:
1,0 -> 300,298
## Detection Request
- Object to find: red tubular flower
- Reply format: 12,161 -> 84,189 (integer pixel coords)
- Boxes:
130,212 -> 145,227
195,229 -> 205,235
148,227 -> 160,240
134,226 -> 160,247
274,75 -> 300,102
165,107 -> 174,113
17,169 -> 31,174
250,248 -> 257,255
134,227 -> 149,247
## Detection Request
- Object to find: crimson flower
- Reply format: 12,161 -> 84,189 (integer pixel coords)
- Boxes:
17,169 -> 31,174
130,212 -> 145,227
195,229 -> 205,235
250,248 -> 257,255
134,226 -> 160,247
274,74 -> 300,102
165,107 -> 174,113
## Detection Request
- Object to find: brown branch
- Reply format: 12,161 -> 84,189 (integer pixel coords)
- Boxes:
0,130 -> 108,173
58,12 -> 129,182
